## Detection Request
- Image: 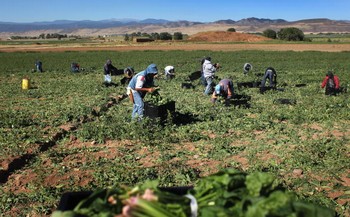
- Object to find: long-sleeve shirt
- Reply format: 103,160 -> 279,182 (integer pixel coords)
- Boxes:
321,75 -> 340,89
202,60 -> 216,78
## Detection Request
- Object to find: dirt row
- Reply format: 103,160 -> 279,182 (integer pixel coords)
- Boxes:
0,94 -> 126,185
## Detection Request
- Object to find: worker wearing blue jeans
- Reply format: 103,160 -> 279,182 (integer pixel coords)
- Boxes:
127,64 -> 159,120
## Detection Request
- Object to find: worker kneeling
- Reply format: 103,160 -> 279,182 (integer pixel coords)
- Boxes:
71,62 -> 80,73
211,79 -> 234,105
164,65 -> 175,80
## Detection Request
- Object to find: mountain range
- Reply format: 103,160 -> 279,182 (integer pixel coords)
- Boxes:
1,17 -> 350,38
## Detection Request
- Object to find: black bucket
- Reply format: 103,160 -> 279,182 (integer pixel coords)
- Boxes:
144,101 -> 175,123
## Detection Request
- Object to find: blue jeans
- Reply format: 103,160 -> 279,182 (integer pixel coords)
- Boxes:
104,74 -> 112,83
132,92 -> 144,120
36,65 -> 42,72
200,73 -> 207,86
261,71 -> 276,87
204,76 -> 214,95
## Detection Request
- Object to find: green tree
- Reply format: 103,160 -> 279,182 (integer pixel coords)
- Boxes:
141,33 -> 151,38
227,28 -> 236,32
150,33 -> 160,40
159,32 -> 172,40
277,27 -> 304,41
131,32 -> 141,37
263,29 -> 277,39
38,33 -> 45,39
124,34 -> 130,41
173,32 -> 183,40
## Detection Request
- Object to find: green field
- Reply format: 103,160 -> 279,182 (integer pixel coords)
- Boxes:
0,50 -> 349,216
306,33 -> 350,43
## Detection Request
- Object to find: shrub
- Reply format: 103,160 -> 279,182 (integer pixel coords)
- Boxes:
227,28 -> 236,32
263,29 -> 277,39
173,32 -> 183,40
124,34 -> 130,41
151,33 -> 160,40
277,27 -> 305,41
159,32 -> 172,40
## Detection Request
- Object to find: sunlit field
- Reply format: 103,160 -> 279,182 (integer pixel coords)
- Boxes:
0,49 -> 349,216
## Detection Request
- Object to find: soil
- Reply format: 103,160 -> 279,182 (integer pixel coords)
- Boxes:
1,31 -> 350,52
188,31 -> 270,42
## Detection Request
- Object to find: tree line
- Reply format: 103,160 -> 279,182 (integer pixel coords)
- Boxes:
262,27 -> 305,41
124,32 -> 186,41
124,27 -> 308,42
9,34 -> 81,40
8,27 -> 312,42
226,27 -> 306,41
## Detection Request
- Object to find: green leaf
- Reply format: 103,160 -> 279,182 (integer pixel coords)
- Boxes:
245,172 -> 276,197
292,201 -> 335,217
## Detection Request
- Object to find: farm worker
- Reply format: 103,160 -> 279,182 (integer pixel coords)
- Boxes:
127,64 -> 159,120
202,57 -> 220,95
164,65 -> 175,80
321,71 -> 340,96
124,67 -> 135,79
121,67 -> 135,85
200,57 -> 207,86
260,67 -> 277,93
243,63 -> 252,75
211,79 -> 234,104
103,59 -> 117,85
71,62 -> 80,72
35,60 -> 43,72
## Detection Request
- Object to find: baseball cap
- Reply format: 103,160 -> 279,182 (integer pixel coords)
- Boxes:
215,85 -> 221,94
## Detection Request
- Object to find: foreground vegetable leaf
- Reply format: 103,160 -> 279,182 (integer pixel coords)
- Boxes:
245,171 -> 277,197
52,169 -> 336,217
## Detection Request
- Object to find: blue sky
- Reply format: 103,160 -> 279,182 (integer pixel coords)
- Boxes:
1,0 -> 350,23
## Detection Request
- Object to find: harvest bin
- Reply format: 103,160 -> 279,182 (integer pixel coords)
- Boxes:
57,186 -> 193,211
144,100 -> 175,122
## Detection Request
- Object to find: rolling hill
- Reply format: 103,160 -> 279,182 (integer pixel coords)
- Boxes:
1,17 -> 350,39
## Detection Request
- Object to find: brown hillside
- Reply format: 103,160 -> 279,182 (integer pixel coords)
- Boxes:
188,31 -> 271,42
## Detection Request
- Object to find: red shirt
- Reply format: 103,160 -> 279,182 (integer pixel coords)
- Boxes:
321,75 -> 340,89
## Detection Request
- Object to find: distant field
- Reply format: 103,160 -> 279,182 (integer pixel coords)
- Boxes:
0,49 -> 349,216
306,33 -> 350,43
1,38 -> 350,52
1,32 -> 350,48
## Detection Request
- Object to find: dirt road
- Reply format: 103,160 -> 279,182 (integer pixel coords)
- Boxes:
1,42 -> 350,52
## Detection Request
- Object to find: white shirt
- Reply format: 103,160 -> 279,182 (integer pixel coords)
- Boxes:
202,60 -> 216,78
135,75 -> 146,89
164,66 -> 175,75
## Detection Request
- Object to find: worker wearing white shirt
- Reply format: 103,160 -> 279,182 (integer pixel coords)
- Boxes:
164,65 -> 175,80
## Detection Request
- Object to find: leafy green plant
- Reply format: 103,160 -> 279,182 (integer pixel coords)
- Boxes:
53,169 -> 335,217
